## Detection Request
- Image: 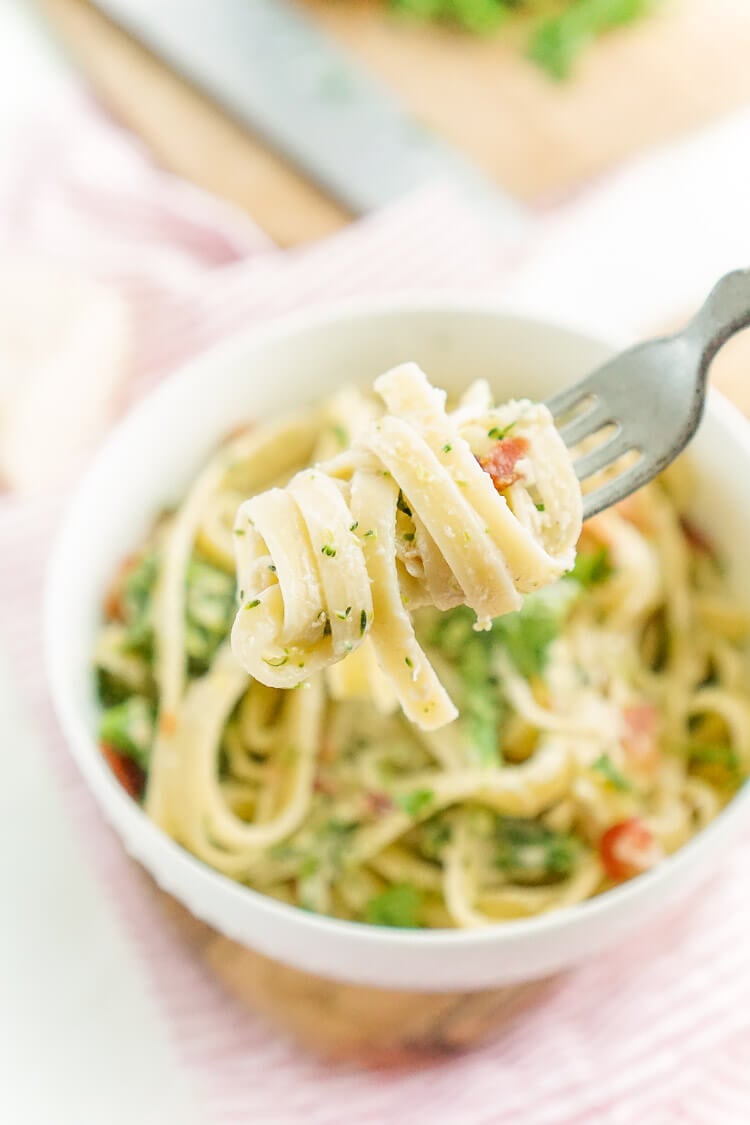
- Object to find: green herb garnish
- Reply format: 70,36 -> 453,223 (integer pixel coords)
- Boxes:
683,743 -> 741,776
99,696 -> 155,770
321,544 -> 337,557
365,883 -> 422,928
495,818 -> 578,884
389,0 -> 656,80
298,855 -> 320,879
396,491 -> 412,518
395,788 -> 434,818
567,545 -> 612,588
487,421 -> 516,441
332,423 -> 349,447
591,753 -> 631,791
529,0 -> 655,81
360,610 -> 368,635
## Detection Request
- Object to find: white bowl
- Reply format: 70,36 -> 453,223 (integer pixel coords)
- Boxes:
45,298 -> 750,992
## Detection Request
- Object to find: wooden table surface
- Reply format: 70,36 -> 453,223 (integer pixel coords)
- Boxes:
38,0 -> 750,245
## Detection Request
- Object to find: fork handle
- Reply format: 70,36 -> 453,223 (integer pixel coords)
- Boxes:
685,267 -> 750,370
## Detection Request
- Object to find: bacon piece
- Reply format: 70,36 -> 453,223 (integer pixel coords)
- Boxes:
622,703 -> 660,769
479,436 -> 529,493
101,743 -> 145,800
102,553 -> 138,622
680,517 -> 716,558
314,772 -> 337,797
364,790 -> 394,817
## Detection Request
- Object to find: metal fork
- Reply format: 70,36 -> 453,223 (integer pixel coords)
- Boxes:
547,268 -> 750,520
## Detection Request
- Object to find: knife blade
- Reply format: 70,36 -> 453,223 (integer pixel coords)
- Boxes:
89,0 -> 526,236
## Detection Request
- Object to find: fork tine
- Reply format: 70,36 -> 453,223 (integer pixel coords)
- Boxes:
545,384 -> 594,421
574,431 -> 631,481
557,402 -> 612,449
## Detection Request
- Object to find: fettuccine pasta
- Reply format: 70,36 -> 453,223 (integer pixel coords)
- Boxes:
231,363 -> 581,729
93,370 -> 750,930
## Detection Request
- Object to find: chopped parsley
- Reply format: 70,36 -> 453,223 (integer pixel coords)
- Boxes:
321,544 -> 337,557
395,788 -> 434,818
364,529 -> 377,539
491,585 -> 578,679
528,0 -> 655,81
396,491 -> 412,518
495,818 -> 578,884
685,744 -> 739,768
99,696 -> 155,770
442,443 -> 453,453
244,599 -> 260,610
388,0 -> 655,80
567,545 -> 612,588
536,502 -> 546,512
349,521 -> 359,532
591,753 -> 631,791
335,606 -> 352,621
332,423 -> 348,447
298,855 -> 320,879
418,817 -> 452,860
403,532 -> 415,542
425,586 -> 579,765
185,559 -> 237,675
360,609 -> 368,635
365,883 -> 422,928
405,656 -> 414,669
487,421 -> 516,441
683,743 -> 741,787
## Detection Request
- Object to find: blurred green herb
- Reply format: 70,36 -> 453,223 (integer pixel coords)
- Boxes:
388,0 -> 656,78
529,0 -> 655,80
567,545 -> 612,588
99,696 -> 155,770
365,883 -> 423,927
395,788 -> 435,817
495,817 -> 579,883
425,584 -> 577,765
591,752 -> 631,791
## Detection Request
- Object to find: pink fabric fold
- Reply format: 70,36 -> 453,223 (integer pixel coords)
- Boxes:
1,95 -> 749,1125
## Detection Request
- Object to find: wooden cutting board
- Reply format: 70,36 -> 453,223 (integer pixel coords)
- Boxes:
38,0 -> 750,245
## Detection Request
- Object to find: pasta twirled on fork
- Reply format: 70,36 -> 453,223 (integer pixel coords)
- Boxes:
231,364 -> 582,728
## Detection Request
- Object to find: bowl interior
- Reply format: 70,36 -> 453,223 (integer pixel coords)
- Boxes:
46,301 -> 750,990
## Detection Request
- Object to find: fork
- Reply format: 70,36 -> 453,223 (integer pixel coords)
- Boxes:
546,268 -> 750,520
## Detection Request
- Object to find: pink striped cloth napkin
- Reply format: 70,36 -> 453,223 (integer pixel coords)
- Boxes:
2,97 -> 750,1125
